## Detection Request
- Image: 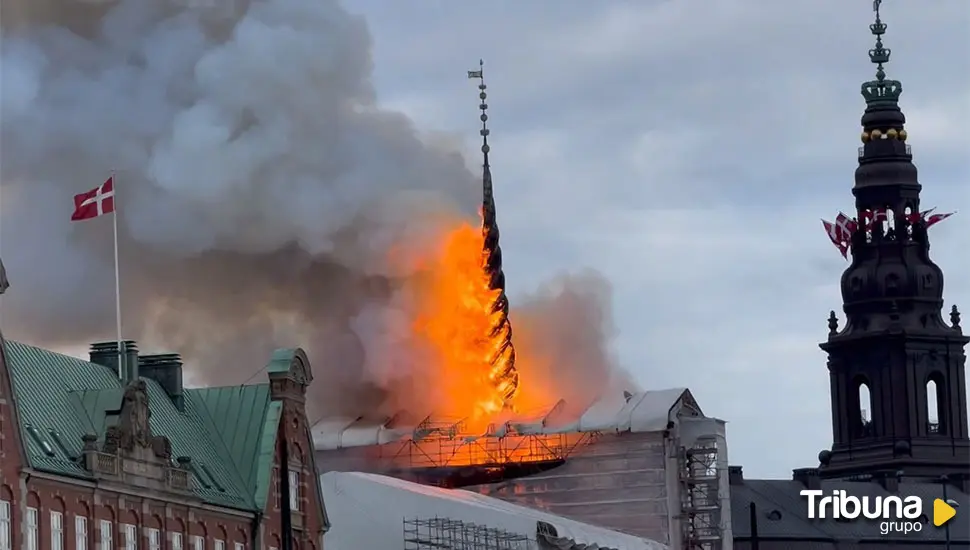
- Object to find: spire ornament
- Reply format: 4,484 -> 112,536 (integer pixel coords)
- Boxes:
468,61 -> 519,406
862,0 -> 902,104
828,311 -> 840,336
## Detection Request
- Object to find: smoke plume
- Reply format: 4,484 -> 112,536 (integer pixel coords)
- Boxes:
0,0 -> 636,422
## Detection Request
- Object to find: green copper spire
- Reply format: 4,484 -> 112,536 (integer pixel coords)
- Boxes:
861,0 -> 902,105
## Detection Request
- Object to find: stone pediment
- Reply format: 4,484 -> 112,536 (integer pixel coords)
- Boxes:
82,379 -> 193,495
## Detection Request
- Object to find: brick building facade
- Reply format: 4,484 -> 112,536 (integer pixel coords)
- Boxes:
0,308 -> 329,550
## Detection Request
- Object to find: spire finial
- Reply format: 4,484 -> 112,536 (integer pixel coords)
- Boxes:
861,0 -> 901,104
467,59 -> 490,166
828,310 -> 840,336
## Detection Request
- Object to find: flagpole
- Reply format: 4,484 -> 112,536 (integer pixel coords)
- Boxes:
111,170 -> 124,380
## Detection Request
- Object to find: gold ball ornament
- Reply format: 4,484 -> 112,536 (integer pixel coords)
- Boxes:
887,128 -> 898,139
898,129 -> 907,141
861,131 -> 870,143
871,129 -> 883,139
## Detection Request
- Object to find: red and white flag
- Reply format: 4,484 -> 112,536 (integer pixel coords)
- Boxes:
821,219 -> 849,258
71,177 -> 115,221
836,212 -> 857,235
925,211 -> 955,228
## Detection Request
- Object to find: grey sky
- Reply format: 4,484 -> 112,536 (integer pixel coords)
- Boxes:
347,0 -> 970,478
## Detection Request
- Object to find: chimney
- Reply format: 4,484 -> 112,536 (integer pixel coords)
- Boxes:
90,341 -> 139,381
729,465 -> 744,485
139,354 -> 184,411
792,468 -> 822,490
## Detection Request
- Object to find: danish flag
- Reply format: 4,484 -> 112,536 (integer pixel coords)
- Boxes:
820,212 -> 857,259
821,206 -> 956,259
71,177 -> 115,221
821,219 -> 849,258
835,212 -> 857,235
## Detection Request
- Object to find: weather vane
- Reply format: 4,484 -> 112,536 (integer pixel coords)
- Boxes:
873,0 -> 881,15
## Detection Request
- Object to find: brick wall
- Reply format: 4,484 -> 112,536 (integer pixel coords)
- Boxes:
0,334 -> 25,549
19,475 -> 254,549
261,400 -> 324,550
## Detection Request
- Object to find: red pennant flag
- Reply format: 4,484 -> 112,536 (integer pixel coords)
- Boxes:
925,211 -> 955,228
71,177 -> 115,221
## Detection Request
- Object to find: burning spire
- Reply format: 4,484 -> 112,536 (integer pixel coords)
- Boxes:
468,61 -> 519,406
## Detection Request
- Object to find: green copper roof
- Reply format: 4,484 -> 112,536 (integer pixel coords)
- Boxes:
192,385 -> 283,510
3,339 -> 290,512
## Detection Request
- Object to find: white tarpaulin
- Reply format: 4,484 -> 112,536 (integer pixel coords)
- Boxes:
321,471 -> 668,550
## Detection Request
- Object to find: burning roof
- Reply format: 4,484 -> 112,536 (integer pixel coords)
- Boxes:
311,388 -> 699,451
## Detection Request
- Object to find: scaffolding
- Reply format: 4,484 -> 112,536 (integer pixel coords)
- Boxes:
678,435 -> 724,550
403,517 -> 537,550
384,417 -> 594,468
346,401 -> 599,471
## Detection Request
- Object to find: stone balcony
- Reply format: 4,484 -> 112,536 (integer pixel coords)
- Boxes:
82,434 -> 193,495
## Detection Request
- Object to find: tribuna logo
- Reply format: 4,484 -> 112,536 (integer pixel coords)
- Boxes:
801,490 -> 924,535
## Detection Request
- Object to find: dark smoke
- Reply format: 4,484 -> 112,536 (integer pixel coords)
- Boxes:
0,0 -> 636,422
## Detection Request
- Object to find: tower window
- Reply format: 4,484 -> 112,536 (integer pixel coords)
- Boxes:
857,381 -> 873,437
926,374 -> 946,434
882,207 -> 896,240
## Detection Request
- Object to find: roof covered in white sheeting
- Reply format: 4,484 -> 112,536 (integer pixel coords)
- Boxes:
321,471 -> 668,550
313,387 -> 699,451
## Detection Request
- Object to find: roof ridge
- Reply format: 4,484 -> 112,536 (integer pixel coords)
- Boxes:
188,382 -> 268,392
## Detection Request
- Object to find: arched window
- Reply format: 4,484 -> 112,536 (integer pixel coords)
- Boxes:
857,380 -> 873,437
904,204 -> 916,238
926,374 -> 946,434
883,206 -> 896,236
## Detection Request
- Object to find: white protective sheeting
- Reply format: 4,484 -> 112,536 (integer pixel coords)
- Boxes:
312,416 -> 413,449
321,471 -> 669,550
312,387 -> 694,450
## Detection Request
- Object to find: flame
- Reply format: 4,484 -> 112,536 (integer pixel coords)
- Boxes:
373,214 -> 610,468
410,220 -> 519,432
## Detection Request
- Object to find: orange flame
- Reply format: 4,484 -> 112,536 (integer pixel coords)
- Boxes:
371,215 -> 604,467
410,221 -> 517,431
